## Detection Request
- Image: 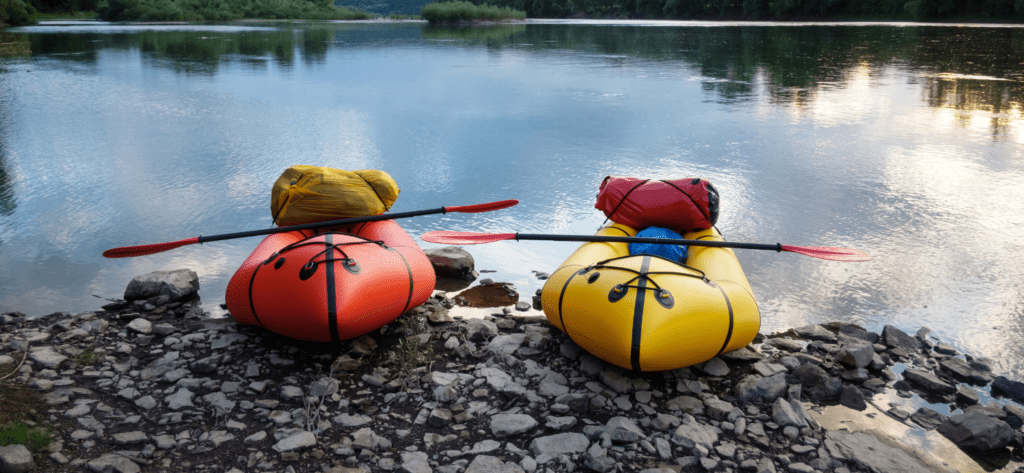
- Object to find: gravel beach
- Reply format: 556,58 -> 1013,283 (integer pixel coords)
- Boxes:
1,262 -> 1023,473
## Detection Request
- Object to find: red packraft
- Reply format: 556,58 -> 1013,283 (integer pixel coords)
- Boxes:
595,176 -> 719,233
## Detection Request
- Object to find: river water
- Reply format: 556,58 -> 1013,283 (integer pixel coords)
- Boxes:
1,20 -> 1023,378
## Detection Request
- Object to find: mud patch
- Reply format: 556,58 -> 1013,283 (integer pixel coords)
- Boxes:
453,283 -> 518,308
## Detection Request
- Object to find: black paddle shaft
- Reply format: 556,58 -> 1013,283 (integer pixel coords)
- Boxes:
197,207 -> 450,244
513,233 -> 784,252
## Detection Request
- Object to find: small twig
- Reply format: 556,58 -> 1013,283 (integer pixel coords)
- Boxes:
0,342 -> 30,382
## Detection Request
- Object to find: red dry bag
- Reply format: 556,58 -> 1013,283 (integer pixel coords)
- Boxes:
595,176 -> 719,233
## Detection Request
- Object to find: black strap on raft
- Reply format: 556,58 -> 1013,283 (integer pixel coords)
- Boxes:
581,254 -> 730,371
262,232 -> 385,280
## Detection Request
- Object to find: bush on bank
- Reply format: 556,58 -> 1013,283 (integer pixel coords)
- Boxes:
1,0 -> 36,26
420,0 -> 526,23
96,0 -> 372,22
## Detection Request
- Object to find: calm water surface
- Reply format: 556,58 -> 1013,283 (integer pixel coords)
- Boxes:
2,20 -> 1024,377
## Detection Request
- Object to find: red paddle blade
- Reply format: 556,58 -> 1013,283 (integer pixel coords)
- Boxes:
445,199 -> 518,213
102,237 -> 201,258
780,245 -> 872,262
420,231 -> 515,245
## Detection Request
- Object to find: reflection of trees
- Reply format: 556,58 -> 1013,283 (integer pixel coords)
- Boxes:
469,24 -> 1024,126
15,23 -> 1024,129
23,26 -> 342,76
0,84 -> 15,218
422,24 -> 526,42
921,77 -> 1023,139
0,32 -> 31,57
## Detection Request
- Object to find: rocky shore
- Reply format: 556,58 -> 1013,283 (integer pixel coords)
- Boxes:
1,263 -> 1024,473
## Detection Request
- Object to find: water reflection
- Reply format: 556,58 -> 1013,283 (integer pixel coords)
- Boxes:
1,21 -> 1024,380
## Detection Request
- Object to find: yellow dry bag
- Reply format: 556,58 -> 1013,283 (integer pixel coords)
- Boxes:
270,166 -> 400,226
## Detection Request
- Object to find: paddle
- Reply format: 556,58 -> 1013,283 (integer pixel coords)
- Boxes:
420,231 -> 871,262
103,200 -> 519,258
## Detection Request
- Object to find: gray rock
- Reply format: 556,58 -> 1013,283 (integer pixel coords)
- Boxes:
671,418 -> 718,450
599,370 -> 633,394
28,349 -> 67,370
545,416 -> 577,430
991,376 -> 1024,404
123,269 -> 199,301
936,411 -> 1014,453
529,433 -> 589,456
488,334 -> 526,355
428,408 -> 452,427
164,388 -> 194,410
704,398 -> 734,420
699,357 -> 730,376
351,428 -> 392,451
465,319 -> 499,342
839,385 -> 867,411
309,377 -> 339,397
771,398 -> 810,428
86,454 -> 139,472
467,439 -> 501,454
910,407 -> 947,431
765,337 -> 804,352
605,416 -> 645,438
334,413 -> 372,427
837,324 -> 879,344
937,357 -> 992,385
464,455 -> 525,473
126,318 -> 153,334
425,247 -> 476,279
478,367 -> 513,390
794,324 -> 836,342
734,373 -> 788,405
651,413 -> 682,430
272,431 -> 317,452
490,413 -> 538,437
112,431 -> 148,445
791,364 -> 843,402
0,444 -> 34,473
752,361 -> 787,377
203,392 -> 236,415
881,325 -> 921,352
956,385 -> 980,405
837,343 -> 874,369
902,368 -> 955,394
399,451 -> 432,473
664,395 -> 704,415
719,346 -> 763,362
584,450 -> 616,473
826,430 -> 944,473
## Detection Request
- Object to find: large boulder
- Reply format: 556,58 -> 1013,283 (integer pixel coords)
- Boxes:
901,369 -> 956,395
425,247 -> 476,279
936,411 -> 1014,453
825,430 -> 950,473
991,376 -> 1024,404
124,269 -> 199,301
881,325 -> 920,352
791,363 -> 843,403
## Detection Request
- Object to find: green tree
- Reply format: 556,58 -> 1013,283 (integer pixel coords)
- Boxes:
2,0 -> 36,24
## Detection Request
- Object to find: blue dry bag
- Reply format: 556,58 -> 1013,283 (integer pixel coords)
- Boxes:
628,227 -> 688,262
